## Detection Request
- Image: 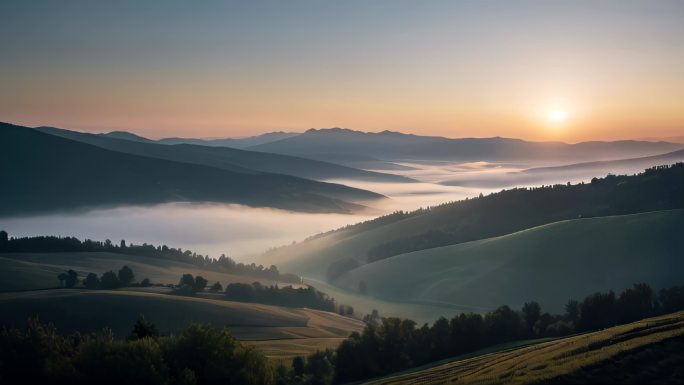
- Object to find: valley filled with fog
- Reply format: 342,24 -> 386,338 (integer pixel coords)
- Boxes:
4,155 -> 675,264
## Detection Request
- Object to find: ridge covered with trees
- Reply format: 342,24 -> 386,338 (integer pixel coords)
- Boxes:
365,163 -> 684,262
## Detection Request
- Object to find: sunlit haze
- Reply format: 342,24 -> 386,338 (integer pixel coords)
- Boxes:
1,0 -> 683,142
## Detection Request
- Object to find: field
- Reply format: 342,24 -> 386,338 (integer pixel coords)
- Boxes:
0,289 -> 365,361
335,210 -> 684,313
0,251 -> 297,292
0,251 -> 370,360
368,311 -> 684,384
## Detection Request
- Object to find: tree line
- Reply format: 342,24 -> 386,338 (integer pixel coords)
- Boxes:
0,317 -> 273,385
292,282 -> 684,384
0,231 -> 301,283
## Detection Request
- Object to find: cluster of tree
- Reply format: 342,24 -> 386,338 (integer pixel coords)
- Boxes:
0,317 -> 273,385
61,265 -> 144,290
0,232 -> 301,283
291,282 -> 684,384
355,163 -> 684,264
224,282 -> 340,313
171,274 -> 352,314
173,273 -> 210,294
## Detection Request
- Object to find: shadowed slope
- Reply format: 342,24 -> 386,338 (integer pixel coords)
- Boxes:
39,126 -> 412,182
0,122 -> 383,216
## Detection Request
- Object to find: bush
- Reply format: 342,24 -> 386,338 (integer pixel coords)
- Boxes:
83,273 -> 100,289
118,266 -> 135,286
100,271 -> 120,289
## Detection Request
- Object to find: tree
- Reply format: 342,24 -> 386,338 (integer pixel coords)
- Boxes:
617,283 -> 654,323
179,274 -> 195,287
0,230 -> 8,251
66,269 -> 79,288
522,301 -> 541,335
58,272 -> 69,288
564,299 -> 580,323
140,278 -> 151,287
578,291 -> 616,331
304,350 -> 334,385
120,239 -> 127,249
118,265 -> 135,286
83,273 -> 100,289
130,315 -> 158,339
209,282 -> 223,292
292,356 -> 304,377
58,269 -> 79,288
100,271 -> 120,289
193,276 -> 208,292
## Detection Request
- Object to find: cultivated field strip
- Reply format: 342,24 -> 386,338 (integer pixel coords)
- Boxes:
367,311 -> 684,385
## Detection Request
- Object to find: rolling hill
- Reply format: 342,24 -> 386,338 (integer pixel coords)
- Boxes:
334,210 -> 684,313
262,164 -> 684,281
368,311 -> 684,385
37,126 -> 412,183
0,289 -> 365,361
246,127 -> 683,165
0,122 -> 384,216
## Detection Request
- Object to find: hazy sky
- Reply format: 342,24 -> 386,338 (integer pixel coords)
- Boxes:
1,0 -> 683,141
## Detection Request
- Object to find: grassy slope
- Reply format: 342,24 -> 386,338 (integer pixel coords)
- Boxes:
0,289 -> 365,361
368,311 -> 684,385
0,252 -> 292,292
335,210 -> 684,313
263,165 -> 684,280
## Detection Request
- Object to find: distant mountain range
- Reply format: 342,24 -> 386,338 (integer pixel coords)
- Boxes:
88,127 -> 683,169
37,127 -> 412,183
0,122 -> 385,216
247,128 -> 683,166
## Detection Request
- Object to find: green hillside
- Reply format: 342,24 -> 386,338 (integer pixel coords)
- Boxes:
0,122 -> 382,216
335,210 -> 684,313
368,311 -> 684,385
263,164 -> 684,281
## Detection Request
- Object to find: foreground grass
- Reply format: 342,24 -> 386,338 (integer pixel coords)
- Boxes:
367,311 -> 684,384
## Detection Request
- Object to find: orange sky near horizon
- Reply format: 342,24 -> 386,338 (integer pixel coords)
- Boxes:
1,1 -> 683,143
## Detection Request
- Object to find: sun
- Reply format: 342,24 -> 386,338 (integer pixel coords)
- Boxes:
547,109 -> 567,123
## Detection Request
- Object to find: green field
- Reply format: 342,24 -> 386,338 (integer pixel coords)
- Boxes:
0,289 -> 364,361
368,311 -> 684,384
0,251 -> 294,292
335,210 -> 684,313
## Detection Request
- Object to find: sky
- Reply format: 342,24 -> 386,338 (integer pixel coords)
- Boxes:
1,0 -> 683,142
